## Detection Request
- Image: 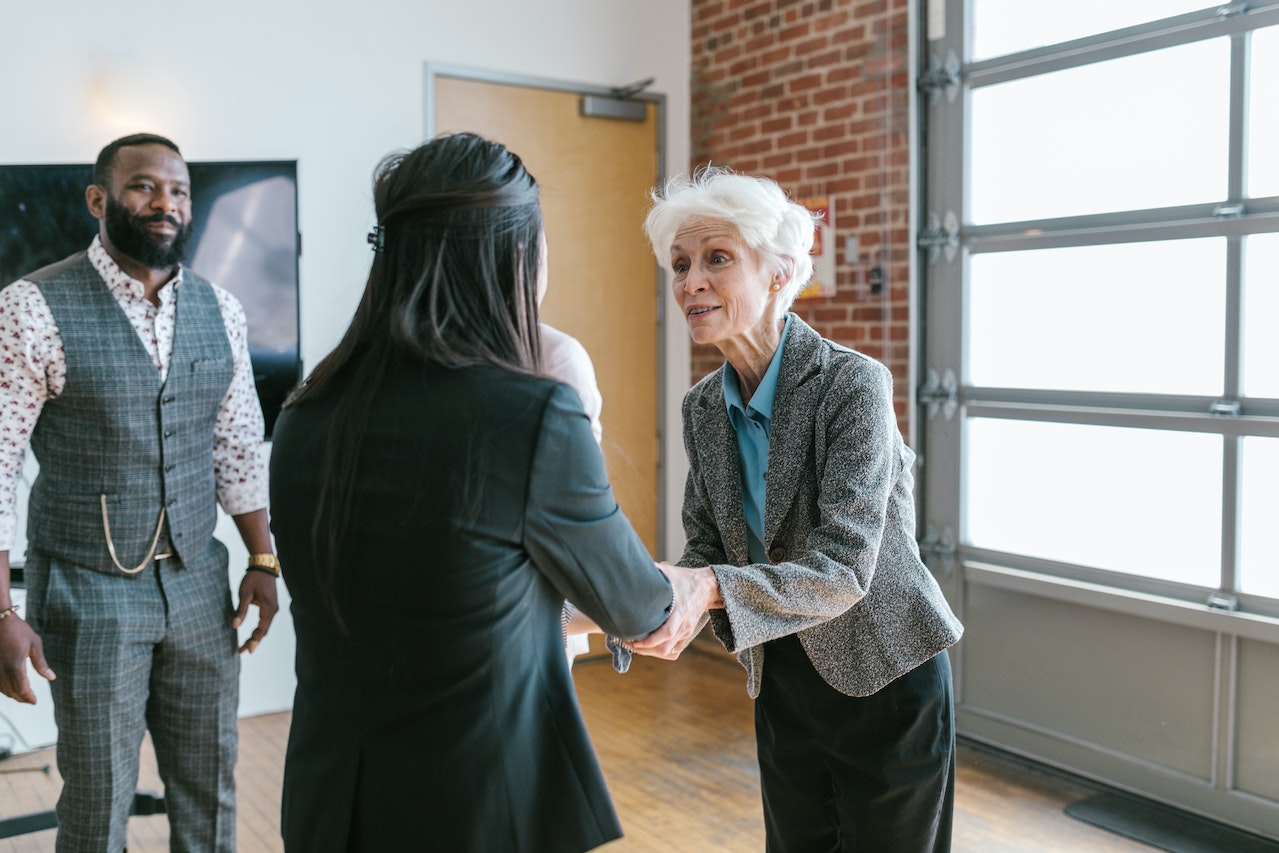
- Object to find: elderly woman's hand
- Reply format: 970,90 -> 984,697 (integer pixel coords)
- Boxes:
629,562 -> 721,660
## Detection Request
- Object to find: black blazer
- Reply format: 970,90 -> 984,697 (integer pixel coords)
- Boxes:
270,360 -> 672,853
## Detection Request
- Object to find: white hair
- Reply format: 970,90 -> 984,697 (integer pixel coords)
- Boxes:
643,166 -> 818,317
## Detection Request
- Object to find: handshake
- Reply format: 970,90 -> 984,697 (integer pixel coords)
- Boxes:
620,562 -> 723,661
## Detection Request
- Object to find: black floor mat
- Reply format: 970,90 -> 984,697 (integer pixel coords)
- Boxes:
1065,794 -> 1279,853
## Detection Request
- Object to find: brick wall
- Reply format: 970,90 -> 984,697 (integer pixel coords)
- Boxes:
687,0 -> 913,434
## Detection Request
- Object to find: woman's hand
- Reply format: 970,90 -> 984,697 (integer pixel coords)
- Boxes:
629,562 -> 721,660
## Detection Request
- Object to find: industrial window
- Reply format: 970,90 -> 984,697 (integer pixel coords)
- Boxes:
921,1 -> 1279,613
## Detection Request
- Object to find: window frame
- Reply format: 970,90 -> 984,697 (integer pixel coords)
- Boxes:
920,0 -> 1279,620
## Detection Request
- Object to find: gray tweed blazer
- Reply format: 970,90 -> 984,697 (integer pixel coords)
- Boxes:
679,314 -> 962,698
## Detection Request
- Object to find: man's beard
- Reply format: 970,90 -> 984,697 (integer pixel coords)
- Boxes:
104,195 -> 194,270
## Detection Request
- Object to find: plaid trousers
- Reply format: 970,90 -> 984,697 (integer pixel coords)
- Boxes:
24,541 -> 239,853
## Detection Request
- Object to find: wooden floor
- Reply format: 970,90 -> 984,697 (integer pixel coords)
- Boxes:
578,649 -> 1157,853
0,647 -> 1159,852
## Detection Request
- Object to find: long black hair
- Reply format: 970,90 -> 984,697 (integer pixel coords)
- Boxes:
287,132 -> 544,626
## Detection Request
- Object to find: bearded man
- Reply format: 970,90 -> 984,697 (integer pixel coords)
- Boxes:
0,133 -> 278,853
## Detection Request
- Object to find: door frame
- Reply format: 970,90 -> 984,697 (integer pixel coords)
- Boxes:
423,62 -> 672,556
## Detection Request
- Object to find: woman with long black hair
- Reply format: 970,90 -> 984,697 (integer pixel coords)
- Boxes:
269,133 -> 707,853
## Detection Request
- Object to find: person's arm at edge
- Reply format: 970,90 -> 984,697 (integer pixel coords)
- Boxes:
0,551 -> 55,704
212,286 -> 278,654
0,282 -> 58,703
565,605 -> 600,635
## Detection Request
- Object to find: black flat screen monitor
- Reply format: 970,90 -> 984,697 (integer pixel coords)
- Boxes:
0,160 -> 301,437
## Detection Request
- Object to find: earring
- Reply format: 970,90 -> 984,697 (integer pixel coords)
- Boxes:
770,282 -> 781,292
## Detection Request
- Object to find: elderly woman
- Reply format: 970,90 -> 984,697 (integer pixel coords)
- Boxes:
633,168 -> 964,852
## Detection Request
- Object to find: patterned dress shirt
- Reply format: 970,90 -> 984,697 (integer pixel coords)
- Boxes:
0,236 -> 268,552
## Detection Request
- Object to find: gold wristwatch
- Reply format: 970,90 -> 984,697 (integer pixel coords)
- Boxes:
247,553 -> 281,577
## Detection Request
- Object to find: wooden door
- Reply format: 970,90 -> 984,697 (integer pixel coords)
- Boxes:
434,75 -> 661,555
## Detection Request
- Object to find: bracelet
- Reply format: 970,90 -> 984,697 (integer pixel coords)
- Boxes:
0,604 -> 19,620
247,553 -> 281,577
245,565 -> 280,579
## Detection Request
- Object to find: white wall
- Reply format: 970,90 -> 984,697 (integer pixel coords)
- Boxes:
0,0 -> 692,724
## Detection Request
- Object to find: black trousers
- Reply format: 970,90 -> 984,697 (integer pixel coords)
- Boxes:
754,635 -> 955,853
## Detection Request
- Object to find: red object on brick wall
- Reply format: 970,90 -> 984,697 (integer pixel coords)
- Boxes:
688,0 -> 913,435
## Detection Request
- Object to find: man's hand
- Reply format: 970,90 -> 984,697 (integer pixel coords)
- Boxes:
629,562 -> 722,660
0,616 -> 55,704
232,570 -> 279,654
